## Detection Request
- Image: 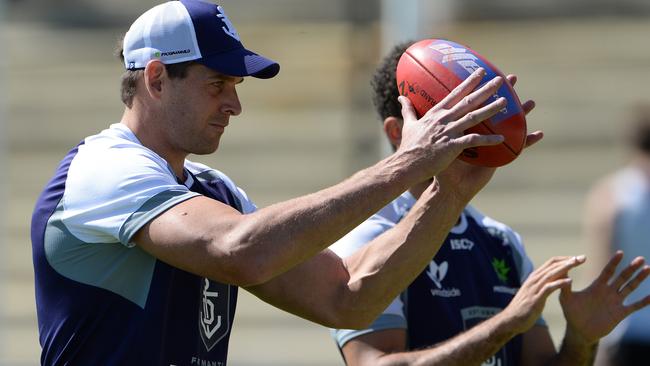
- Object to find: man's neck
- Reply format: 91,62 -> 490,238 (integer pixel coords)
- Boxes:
120,107 -> 187,180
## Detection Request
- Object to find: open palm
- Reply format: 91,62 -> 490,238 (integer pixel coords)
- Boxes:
559,251 -> 650,345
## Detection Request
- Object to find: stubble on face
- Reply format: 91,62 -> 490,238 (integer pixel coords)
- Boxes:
161,65 -> 233,156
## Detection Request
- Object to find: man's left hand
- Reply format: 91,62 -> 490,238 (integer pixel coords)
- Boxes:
559,251 -> 650,346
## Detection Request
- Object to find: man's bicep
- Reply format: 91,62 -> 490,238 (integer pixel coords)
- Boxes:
132,195 -> 245,283
342,329 -> 408,366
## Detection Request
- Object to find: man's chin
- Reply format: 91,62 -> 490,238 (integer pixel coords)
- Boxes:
196,146 -> 220,155
188,141 -> 221,156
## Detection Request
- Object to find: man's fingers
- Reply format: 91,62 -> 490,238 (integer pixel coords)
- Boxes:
445,76 -> 504,121
522,100 -> 536,116
596,251 -> 624,284
524,130 -> 544,148
539,255 -> 584,277
626,294 -> 650,314
398,96 -> 417,123
612,256 -> 646,290
541,255 -> 586,283
528,256 -> 584,293
542,278 -> 573,298
453,133 -> 504,150
507,75 -> 536,117
437,68 -> 486,110
526,256 -> 572,284
620,265 -> 650,297
522,256 -> 581,294
559,277 -> 574,302
447,97 -> 507,134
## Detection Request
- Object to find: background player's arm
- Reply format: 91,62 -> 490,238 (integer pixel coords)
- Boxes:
245,180 -> 468,329
521,252 -> 650,366
341,318 -> 522,366
520,324 -> 597,366
582,177 -> 617,280
335,257 -> 584,365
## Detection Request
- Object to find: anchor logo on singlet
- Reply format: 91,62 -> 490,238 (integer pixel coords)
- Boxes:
198,278 -> 231,351
426,260 -> 461,298
426,260 -> 448,289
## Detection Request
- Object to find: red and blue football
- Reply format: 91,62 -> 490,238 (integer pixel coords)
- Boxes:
396,39 -> 527,167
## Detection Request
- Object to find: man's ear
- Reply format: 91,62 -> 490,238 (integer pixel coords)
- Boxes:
383,116 -> 403,149
143,60 -> 166,100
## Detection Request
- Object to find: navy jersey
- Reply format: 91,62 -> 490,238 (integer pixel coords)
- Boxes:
31,124 -> 257,365
331,192 -> 543,366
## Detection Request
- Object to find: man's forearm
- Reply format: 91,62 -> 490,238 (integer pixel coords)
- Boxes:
338,181 -> 468,326
547,329 -> 597,366
246,179 -> 471,329
236,152 -> 424,283
373,312 -> 520,366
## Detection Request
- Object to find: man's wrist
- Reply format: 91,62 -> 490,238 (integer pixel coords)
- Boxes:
490,309 -> 529,340
420,179 -> 467,214
558,326 -> 598,365
373,152 -> 414,188
564,325 -> 597,349
434,178 -> 477,209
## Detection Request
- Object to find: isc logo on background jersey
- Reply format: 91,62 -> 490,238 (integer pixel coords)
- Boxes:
450,238 -> 475,251
198,279 -> 231,351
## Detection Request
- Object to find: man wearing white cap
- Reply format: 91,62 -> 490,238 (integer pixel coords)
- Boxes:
30,0 -> 535,365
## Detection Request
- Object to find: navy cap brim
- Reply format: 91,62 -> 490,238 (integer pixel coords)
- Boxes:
198,47 -> 280,79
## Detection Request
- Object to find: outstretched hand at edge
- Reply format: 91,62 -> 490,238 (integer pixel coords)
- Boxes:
559,251 -> 650,346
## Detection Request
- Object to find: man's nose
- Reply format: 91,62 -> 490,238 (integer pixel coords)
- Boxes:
221,88 -> 242,116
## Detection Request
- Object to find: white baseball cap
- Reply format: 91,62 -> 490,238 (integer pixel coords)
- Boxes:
123,0 -> 280,78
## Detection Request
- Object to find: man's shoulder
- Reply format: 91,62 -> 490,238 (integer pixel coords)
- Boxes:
83,123 -> 144,149
184,160 -> 231,183
75,124 -> 172,172
63,125 -> 187,228
184,160 -> 257,214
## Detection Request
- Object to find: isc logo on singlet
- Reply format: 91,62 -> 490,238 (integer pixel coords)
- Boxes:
450,238 -> 475,251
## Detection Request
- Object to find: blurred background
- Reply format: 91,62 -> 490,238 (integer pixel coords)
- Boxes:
3,0 -> 650,365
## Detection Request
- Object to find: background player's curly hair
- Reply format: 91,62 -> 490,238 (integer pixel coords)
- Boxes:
370,41 -> 413,121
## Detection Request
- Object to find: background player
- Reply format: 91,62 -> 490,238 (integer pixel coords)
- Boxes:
330,42 -> 650,366
584,104 -> 650,365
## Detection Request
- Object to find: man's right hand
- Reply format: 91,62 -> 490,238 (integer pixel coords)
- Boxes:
433,72 -> 542,204
499,256 -> 586,335
396,68 -> 507,183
